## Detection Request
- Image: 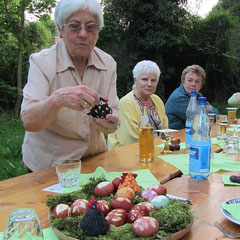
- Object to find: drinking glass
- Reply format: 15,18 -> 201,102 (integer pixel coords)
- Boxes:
230,123 -> 240,141
208,113 -> 216,125
216,115 -> 229,140
223,136 -> 240,162
226,107 -> 238,124
159,130 -> 174,154
56,159 -> 81,188
3,208 -> 43,240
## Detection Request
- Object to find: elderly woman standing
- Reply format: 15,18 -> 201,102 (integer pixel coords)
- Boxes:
165,65 -> 219,130
108,60 -> 168,150
20,0 -> 120,171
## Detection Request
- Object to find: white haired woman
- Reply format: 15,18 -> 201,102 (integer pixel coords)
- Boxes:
20,0 -> 120,171
108,60 -> 168,150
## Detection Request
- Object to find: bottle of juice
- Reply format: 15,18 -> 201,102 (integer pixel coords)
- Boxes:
139,101 -> 154,163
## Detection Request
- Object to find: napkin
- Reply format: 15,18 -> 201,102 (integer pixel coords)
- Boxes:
221,203 -> 240,221
44,167 -> 159,194
221,175 -> 240,186
159,153 -> 240,175
0,228 -> 60,240
156,142 -> 186,149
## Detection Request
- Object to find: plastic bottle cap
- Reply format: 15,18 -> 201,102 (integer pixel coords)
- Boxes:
198,97 -> 207,105
142,101 -> 150,106
190,91 -> 197,97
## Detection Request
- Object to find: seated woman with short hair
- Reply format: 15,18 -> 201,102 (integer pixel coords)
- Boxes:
108,60 -> 168,150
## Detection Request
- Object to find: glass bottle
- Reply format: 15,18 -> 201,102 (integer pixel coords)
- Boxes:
139,101 -> 154,163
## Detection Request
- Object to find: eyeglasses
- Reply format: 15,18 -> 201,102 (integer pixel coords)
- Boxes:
185,78 -> 202,85
61,22 -> 99,33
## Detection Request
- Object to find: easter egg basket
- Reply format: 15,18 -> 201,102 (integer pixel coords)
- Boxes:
49,208 -> 193,240
46,174 -> 194,240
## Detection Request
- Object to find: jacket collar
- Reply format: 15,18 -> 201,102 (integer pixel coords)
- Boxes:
56,38 -> 107,72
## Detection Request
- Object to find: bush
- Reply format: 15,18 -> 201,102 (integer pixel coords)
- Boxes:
0,114 -> 27,180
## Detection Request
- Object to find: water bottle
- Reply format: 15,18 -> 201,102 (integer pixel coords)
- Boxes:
139,101 -> 154,163
185,91 -> 198,149
189,97 -> 211,180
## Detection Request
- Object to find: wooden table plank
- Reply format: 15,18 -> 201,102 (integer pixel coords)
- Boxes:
164,172 -> 240,240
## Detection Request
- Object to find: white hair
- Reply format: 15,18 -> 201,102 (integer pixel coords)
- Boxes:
54,0 -> 104,29
132,60 -> 161,89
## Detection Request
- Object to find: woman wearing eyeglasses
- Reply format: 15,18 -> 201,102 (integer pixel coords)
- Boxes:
165,64 -> 219,130
20,0 -> 120,171
108,60 -> 168,150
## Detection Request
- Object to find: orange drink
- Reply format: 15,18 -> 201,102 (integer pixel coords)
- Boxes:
226,107 -> 238,124
139,127 -> 154,163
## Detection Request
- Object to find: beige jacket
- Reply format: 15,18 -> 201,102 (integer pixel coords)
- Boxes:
21,39 -> 119,171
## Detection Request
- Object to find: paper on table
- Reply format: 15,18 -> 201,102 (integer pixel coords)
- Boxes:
159,153 -> 240,175
156,142 -> 186,149
154,128 -> 178,133
43,167 -> 159,194
222,175 -> 240,186
0,228 -> 60,240
221,203 -> 240,221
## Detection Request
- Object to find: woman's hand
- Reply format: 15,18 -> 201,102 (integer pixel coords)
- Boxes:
91,114 -> 120,134
53,85 -> 99,110
21,85 -> 99,132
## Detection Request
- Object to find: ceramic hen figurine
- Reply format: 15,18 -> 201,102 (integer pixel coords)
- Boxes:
87,97 -> 112,119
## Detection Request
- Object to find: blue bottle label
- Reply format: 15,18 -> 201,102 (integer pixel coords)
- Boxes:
189,142 -> 211,173
185,121 -> 192,149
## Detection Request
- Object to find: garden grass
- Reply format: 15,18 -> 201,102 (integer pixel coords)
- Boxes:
0,114 -> 28,181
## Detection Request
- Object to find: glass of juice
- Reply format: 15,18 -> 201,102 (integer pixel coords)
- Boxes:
226,107 -> 238,124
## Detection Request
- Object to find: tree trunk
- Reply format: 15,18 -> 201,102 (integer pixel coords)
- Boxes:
15,0 -> 25,116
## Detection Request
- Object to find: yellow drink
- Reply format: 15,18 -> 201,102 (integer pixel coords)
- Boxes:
228,110 -> 236,124
139,127 -> 154,163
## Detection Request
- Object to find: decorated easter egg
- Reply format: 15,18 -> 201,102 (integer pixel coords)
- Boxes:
148,184 -> 167,196
71,199 -> 90,216
132,217 -> 159,237
133,202 -> 157,213
115,187 -> 135,201
151,195 -> 169,208
106,209 -> 128,227
53,204 -> 71,218
111,197 -> 133,212
97,200 -> 112,216
141,189 -> 158,201
94,181 -> 114,197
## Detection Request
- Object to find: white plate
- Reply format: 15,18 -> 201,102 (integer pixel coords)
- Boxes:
155,129 -> 178,133
221,197 -> 240,225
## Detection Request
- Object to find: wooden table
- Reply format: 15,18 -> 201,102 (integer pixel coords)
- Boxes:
165,172 -> 240,240
0,125 -> 226,236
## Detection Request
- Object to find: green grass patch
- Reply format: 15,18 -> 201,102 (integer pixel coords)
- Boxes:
0,114 -> 28,180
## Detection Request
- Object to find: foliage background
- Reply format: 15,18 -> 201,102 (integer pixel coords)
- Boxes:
0,0 -> 240,111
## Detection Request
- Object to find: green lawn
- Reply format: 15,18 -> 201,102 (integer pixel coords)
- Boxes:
0,114 -> 28,181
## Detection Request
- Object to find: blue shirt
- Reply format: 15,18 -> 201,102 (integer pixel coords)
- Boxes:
165,84 -> 219,130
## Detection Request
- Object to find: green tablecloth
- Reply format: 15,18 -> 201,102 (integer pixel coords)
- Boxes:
62,166 -> 159,193
159,153 -> 240,175
0,227 -> 59,240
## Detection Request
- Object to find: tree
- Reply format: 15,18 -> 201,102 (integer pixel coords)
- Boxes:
0,0 -> 56,115
185,8 -> 240,102
98,0 -> 193,100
